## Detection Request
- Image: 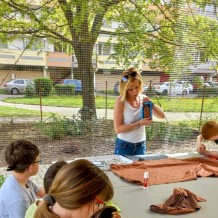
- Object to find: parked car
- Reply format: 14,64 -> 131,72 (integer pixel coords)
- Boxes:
113,81 -> 119,93
113,82 -> 148,94
203,82 -> 213,87
153,82 -> 190,95
175,81 -> 193,92
212,82 -> 218,87
203,81 -> 218,87
2,79 -> 34,95
61,79 -> 82,94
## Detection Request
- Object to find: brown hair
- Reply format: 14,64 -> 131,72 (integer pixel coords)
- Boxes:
201,121 -> 218,140
5,139 -> 39,173
90,206 -> 119,218
43,161 -> 67,193
34,159 -> 114,218
119,67 -> 144,102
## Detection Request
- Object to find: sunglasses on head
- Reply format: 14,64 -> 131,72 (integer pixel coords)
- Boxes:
215,140 -> 218,144
122,71 -> 137,82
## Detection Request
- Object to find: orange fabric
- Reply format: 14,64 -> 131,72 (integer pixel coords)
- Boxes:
150,188 -> 206,215
110,157 -> 218,186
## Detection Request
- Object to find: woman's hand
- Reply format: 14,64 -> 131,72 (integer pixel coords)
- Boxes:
139,118 -> 153,126
142,95 -> 165,119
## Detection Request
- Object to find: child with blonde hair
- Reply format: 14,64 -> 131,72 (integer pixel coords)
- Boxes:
196,121 -> 218,158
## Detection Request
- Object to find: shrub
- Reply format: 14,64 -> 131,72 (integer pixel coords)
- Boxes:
34,78 -> 53,96
25,84 -> 35,96
146,122 -> 195,143
197,86 -> 218,97
38,113 -> 85,140
54,84 -> 75,95
0,175 -> 5,187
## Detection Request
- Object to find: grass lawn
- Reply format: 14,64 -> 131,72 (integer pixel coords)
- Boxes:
2,95 -> 218,112
0,106 -> 51,117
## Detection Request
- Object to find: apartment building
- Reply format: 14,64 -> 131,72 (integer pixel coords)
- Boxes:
187,4 -> 217,82
0,37 -> 72,86
0,3 -> 216,91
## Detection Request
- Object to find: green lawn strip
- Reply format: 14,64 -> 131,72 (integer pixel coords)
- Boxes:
0,106 -> 51,117
3,96 -> 218,112
3,95 -> 116,109
154,97 -> 218,112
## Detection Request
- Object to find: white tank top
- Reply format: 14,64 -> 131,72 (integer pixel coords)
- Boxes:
117,95 -> 146,143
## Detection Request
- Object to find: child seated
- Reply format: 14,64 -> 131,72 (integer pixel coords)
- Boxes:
0,139 -> 45,218
196,121 -> 218,159
34,159 -> 115,218
90,206 -> 121,218
25,160 -> 67,218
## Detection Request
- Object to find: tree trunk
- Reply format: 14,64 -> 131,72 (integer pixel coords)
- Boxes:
74,42 -> 97,121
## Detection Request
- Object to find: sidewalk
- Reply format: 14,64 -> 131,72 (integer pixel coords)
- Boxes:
0,101 -> 214,122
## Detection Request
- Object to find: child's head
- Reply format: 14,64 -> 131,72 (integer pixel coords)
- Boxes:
202,121 -> 218,140
90,206 -> 120,218
5,139 -> 40,173
35,159 -> 114,218
43,161 -> 67,194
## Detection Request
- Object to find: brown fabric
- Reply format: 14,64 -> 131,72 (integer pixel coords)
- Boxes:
150,188 -> 206,215
110,157 -> 218,186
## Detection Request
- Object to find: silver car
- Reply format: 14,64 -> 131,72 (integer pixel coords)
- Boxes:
153,82 -> 190,95
3,79 -> 34,95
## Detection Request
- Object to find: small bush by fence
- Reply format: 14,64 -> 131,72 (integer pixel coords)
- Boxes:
54,84 -> 75,95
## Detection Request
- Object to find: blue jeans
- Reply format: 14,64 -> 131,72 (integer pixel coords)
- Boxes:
114,138 -> 146,156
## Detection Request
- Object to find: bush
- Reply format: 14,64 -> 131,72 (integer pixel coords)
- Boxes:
197,86 -> 218,97
25,84 -> 35,96
146,122 -> 195,143
34,78 -> 53,96
38,114 -> 85,140
0,175 -> 5,187
0,88 -> 7,94
54,84 -> 75,95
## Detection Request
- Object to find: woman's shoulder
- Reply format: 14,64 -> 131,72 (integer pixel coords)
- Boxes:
115,96 -> 124,108
140,93 -> 147,98
115,96 -> 123,103
139,94 -> 147,101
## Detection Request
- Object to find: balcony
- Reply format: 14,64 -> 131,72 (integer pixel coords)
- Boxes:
0,49 -> 45,66
46,52 -> 72,68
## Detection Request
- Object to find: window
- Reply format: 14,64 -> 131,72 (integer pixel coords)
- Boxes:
193,52 -> 200,62
193,52 -> 206,62
14,80 -> 24,84
103,43 -> 111,55
98,43 -> 103,55
102,19 -> 111,28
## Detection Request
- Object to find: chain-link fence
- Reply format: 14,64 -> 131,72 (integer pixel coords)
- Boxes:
0,76 -> 217,169
0,1 -> 217,184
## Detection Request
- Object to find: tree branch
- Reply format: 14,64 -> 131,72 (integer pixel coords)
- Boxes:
58,0 -> 74,36
90,0 -> 127,43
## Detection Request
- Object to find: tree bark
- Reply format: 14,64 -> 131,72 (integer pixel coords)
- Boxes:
74,42 -> 97,120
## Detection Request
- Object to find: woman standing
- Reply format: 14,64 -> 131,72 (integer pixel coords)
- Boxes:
114,67 -> 165,155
